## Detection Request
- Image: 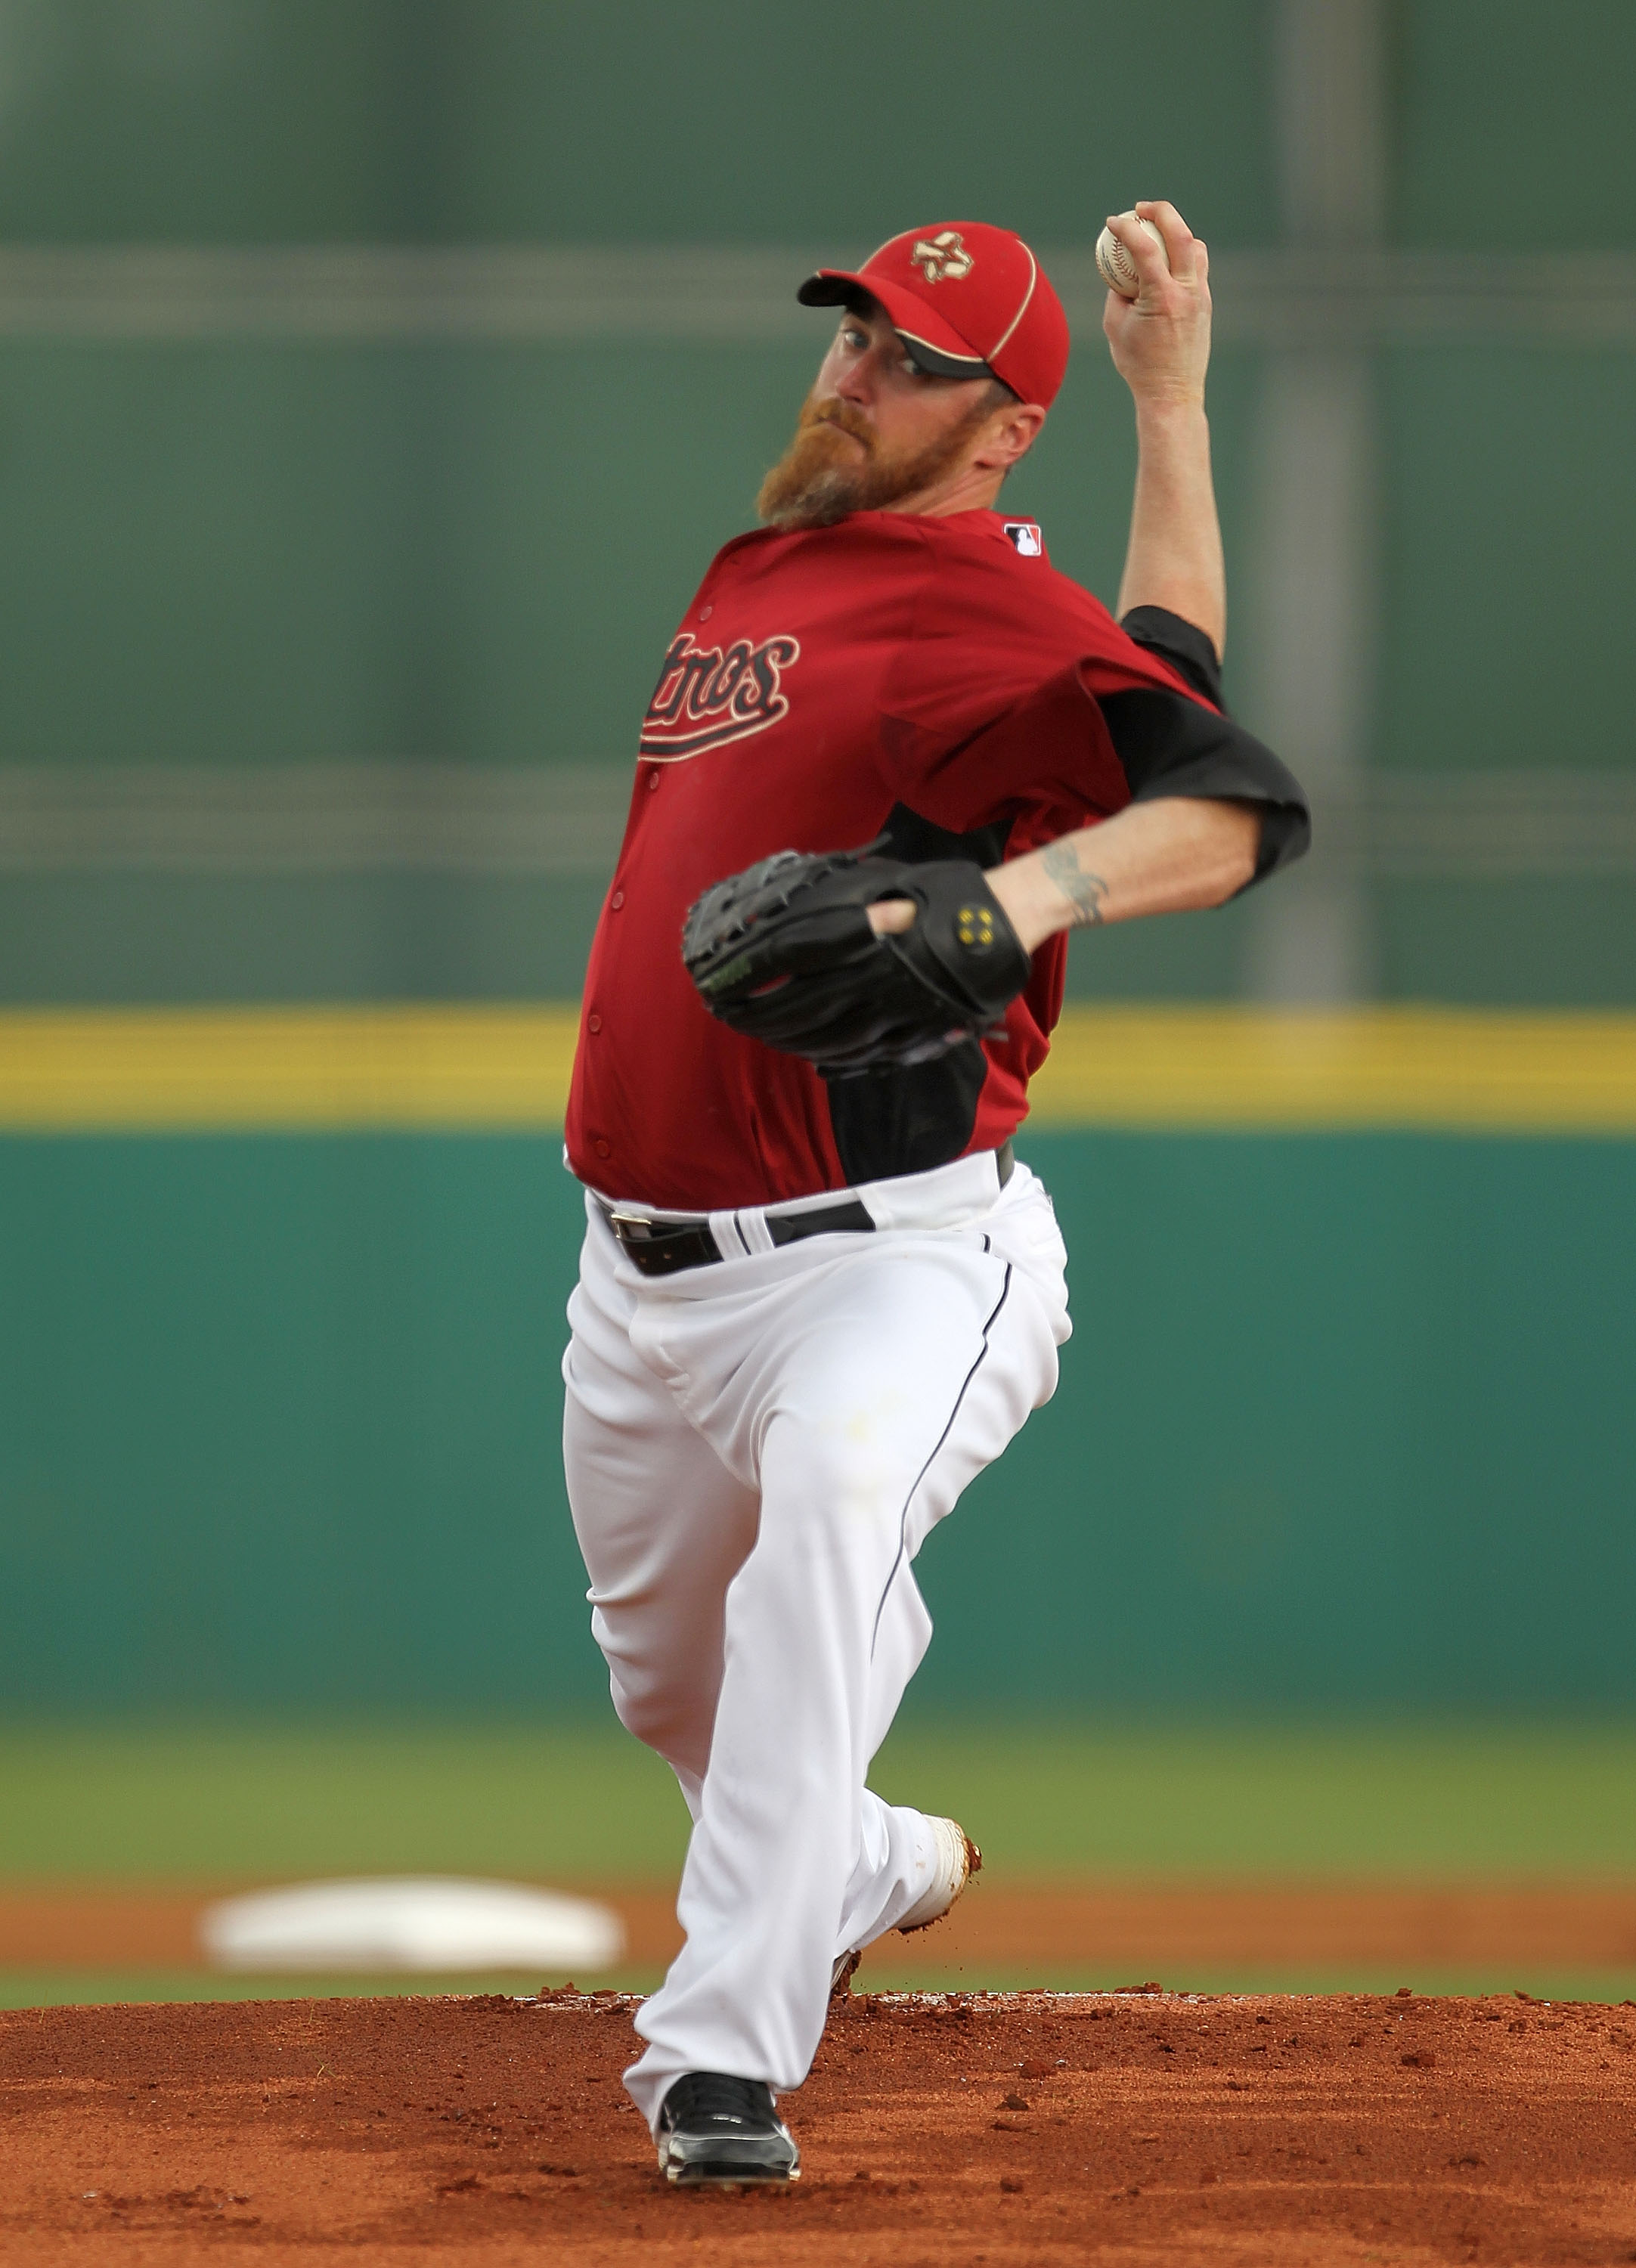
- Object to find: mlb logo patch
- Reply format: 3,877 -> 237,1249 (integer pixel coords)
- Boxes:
1003,520 -> 1043,556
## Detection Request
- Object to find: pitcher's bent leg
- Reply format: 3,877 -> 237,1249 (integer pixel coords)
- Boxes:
562,1211 -> 761,1799
624,1232 -> 1061,2130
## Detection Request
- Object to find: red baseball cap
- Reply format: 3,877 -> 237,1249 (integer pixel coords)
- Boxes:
798,222 -> 1069,409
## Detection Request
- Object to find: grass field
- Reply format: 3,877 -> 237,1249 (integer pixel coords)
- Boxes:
2,1719 -> 1633,2009
7,1719 -> 1636,1882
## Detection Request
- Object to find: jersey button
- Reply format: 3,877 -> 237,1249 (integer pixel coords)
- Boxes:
587,1012 -> 603,1033
593,1139 -> 611,1160
646,770 -> 660,792
699,603 -> 713,620
610,890 -> 624,910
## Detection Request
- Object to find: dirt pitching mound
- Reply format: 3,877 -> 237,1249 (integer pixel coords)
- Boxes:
3,1987 -> 1634,2263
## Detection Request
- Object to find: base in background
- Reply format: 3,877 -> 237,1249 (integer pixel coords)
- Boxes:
200,1875 -> 624,1973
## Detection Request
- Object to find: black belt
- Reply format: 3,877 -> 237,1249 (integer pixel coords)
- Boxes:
600,1142 -> 1014,1279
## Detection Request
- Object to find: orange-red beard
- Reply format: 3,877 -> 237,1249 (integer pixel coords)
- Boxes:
756,391 -> 993,531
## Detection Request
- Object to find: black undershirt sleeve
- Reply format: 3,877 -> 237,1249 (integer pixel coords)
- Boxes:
1113,605 -> 1311,884
1119,604 -> 1226,706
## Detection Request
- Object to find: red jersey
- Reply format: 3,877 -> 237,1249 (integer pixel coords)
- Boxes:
565,507 -> 1216,1210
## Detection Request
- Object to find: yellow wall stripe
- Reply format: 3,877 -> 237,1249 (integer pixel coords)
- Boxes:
0,1003 -> 1634,1134
1028,1006 -> 1636,1132
0,1006 -> 583,1132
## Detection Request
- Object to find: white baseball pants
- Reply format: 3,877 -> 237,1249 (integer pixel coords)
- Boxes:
560,1148 -> 1071,2132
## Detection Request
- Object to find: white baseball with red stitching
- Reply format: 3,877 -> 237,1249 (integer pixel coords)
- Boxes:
1095,212 -> 1167,298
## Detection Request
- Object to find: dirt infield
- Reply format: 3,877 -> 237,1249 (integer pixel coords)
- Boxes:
5,1879 -> 1636,1970
3,1989 -> 1635,2263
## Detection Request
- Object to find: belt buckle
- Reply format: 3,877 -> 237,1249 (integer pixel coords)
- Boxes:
607,1209 -> 657,1243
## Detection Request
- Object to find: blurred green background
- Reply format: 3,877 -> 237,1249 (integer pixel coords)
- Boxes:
1,1 -> 1634,2007
2,0 -> 1634,1001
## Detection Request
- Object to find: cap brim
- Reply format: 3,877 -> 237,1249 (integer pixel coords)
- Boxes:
797,268 -> 993,381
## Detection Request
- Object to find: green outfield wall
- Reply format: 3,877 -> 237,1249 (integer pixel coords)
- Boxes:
3,1120 -> 1632,1715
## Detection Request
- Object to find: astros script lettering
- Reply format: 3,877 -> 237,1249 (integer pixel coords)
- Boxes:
639,631 -> 802,760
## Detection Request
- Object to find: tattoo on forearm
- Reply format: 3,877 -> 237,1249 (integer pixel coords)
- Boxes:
1040,842 -> 1111,928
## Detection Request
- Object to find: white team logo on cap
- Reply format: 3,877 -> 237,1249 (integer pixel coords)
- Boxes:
910,230 -> 974,284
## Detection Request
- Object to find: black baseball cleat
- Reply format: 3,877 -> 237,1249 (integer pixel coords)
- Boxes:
655,2071 -> 801,2186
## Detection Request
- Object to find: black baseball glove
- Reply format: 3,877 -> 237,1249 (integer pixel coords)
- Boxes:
681,844 -> 1032,1074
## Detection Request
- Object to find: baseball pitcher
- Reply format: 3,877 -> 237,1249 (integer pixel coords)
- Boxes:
560,206 -> 1309,2183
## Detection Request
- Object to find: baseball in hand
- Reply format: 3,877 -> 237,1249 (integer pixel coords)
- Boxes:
1095,212 -> 1167,298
